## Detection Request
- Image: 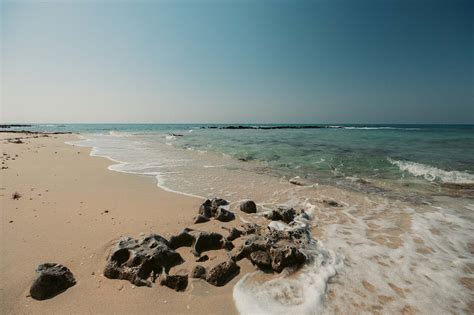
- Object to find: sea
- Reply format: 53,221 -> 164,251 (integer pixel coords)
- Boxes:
5,123 -> 474,314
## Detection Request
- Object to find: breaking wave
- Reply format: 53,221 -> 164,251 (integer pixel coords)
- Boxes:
388,158 -> 474,184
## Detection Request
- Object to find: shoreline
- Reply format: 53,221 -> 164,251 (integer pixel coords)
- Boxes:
0,132 -> 246,314
1,132 -> 473,314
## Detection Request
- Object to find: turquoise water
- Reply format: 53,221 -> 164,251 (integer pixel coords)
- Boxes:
5,123 -> 473,187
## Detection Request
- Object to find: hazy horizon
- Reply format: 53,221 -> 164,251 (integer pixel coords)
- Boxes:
2,0 -> 473,124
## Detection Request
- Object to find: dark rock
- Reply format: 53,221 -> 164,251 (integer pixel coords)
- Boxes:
196,255 -> 209,262
264,207 -> 296,224
270,245 -> 306,272
190,265 -> 206,279
211,198 -> 229,209
323,199 -> 343,207
193,232 -> 225,256
159,274 -> 188,291
206,261 -> 240,286
250,251 -> 272,270
198,199 -> 213,218
194,215 -> 210,224
30,263 -> 76,300
169,230 -> 195,249
104,234 -> 184,287
214,208 -> 235,222
239,200 -> 257,213
241,223 -> 262,235
226,228 -> 243,241
289,176 -> 307,186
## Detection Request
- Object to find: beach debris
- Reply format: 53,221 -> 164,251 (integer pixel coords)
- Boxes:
205,260 -> 240,286
12,191 -> 21,200
190,265 -> 206,279
323,199 -> 344,207
239,200 -> 257,213
264,206 -> 296,224
159,274 -> 188,291
104,234 -> 184,287
30,263 -> 76,300
198,198 -> 235,222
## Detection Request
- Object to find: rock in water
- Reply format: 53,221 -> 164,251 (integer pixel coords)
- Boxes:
159,274 -> 188,291
206,261 -> 240,286
30,263 -> 76,300
104,234 -> 184,287
323,199 -> 343,207
214,208 -> 235,222
249,250 -> 272,270
239,200 -> 257,213
190,265 -> 206,279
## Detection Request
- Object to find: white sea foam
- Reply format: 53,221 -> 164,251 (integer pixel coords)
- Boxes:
388,158 -> 474,184
233,203 -> 344,315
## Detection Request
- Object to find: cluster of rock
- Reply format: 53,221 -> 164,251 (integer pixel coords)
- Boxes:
30,197 -> 313,299
194,198 -> 236,223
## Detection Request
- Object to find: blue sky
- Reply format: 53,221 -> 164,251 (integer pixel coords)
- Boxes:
1,0 -> 473,123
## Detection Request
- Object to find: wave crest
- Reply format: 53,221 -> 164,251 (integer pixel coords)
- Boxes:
388,158 -> 474,184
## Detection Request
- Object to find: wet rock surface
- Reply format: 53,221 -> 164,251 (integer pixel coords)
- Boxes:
104,234 -> 184,287
239,200 -> 257,213
264,206 -> 297,224
30,263 -> 76,300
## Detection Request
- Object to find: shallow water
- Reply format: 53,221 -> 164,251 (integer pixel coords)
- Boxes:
7,124 -> 473,313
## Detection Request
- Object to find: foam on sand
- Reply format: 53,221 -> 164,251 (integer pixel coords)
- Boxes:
233,204 -> 344,315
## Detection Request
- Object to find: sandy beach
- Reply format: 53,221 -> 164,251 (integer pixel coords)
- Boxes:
0,132 -> 253,314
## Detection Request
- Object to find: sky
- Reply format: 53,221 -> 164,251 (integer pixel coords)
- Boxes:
1,0 -> 473,124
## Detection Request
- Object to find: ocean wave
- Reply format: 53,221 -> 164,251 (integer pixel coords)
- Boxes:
388,158 -> 474,184
329,126 -> 420,130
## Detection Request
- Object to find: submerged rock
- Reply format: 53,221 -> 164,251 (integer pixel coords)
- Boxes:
289,176 -> 307,186
239,200 -> 257,213
104,234 -> 184,287
323,199 -> 343,207
206,260 -> 240,286
30,263 -> 76,300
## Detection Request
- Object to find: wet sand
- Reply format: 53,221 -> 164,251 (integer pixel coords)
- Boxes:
0,133 -> 249,314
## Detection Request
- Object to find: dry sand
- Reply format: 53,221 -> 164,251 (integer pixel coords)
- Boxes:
0,133 -> 250,314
